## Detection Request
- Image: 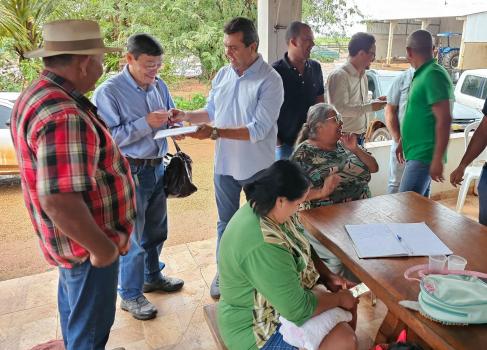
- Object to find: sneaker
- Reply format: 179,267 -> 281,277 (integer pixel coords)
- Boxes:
143,276 -> 184,293
120,295 -> 157,320
210,273 -> 220,300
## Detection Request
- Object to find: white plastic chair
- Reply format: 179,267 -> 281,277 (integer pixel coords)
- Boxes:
456,121 -> 487,213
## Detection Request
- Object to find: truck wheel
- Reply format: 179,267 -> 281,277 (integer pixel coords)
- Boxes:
370,127 -> 391,142
442,51 -> 459,69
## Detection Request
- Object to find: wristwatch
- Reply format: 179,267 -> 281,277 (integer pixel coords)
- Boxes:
210,127 -> 219,140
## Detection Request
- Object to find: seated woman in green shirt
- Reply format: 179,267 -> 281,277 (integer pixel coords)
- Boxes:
217,160 -> 358,350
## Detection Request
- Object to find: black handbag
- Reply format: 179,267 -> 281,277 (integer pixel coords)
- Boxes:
163,139 -> 198,198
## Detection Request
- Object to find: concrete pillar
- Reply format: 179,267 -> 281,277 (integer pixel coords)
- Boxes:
457,16 -> 467,70
421,19 -> 431,30
386,21 -> 398,65
257,0 -> 302,64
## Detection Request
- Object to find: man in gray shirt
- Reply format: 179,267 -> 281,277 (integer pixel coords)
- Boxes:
385,67 -> 415,193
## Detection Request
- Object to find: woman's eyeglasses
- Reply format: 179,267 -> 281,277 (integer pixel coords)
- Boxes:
324,113 -> 343,123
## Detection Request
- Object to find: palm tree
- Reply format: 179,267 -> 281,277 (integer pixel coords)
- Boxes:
0,3 -> 23,37
0,0 -> 58,60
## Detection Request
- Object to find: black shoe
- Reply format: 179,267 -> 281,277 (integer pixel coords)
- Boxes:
210,273 -> 220,300
143,276 -> 184,293
120,295 -> 157,320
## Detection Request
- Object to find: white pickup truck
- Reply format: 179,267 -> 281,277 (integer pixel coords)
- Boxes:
451,69 -> 487,131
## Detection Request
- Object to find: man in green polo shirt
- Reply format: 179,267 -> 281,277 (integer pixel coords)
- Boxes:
396,29 -> 453,196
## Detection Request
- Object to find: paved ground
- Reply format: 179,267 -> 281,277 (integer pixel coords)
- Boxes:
0,139 -> 218,281
0,236 -> 388,350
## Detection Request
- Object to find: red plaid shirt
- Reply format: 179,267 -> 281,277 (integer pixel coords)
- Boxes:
10,70 -> 136,268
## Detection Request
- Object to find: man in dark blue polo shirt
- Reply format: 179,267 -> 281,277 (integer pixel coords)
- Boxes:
273,21 -> 325,160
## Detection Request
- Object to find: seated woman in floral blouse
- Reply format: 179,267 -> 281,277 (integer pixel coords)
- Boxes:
291,103 -> 378,276
291,103 -> 378,210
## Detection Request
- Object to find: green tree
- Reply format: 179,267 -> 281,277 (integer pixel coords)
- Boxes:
0,0 -> 361,89
0,0 -> 59,60
63,0 -> 256,79
0,3 -> 23,37
303,0 -> 361,37
149,0 -> 256,78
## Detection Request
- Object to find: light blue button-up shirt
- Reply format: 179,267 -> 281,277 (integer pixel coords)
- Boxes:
206,54 -> 284,180
93,65 -> 175,159
387,67 -> 415,124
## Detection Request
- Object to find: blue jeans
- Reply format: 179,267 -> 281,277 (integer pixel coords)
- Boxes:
214,172 -> 261,262
275,143 -> 294,160
387,141 -> 406,194
58,259 -> 119,350
478,165 -> 487,225
399,160 -> 431,197
261,325 -> 297,349
119,163 -> 167,300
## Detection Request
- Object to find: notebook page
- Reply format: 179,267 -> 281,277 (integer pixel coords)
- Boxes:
386,222 -> 452,256
345,224 -> 407,258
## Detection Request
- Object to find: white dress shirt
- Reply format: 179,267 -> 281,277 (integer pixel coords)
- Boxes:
206,54 -> 284,180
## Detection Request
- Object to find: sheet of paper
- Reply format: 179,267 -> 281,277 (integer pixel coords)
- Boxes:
345,224 -> 406,258
154,126 -> 199,139
386,222 -> 452,256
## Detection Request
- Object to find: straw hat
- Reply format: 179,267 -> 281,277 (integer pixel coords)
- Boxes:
25,19 -> 121,58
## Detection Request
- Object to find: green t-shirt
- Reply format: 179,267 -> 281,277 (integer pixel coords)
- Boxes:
401,59 -> 453,163
217,203 -> 318,350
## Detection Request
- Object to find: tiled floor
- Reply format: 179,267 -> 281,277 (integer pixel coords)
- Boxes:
0,194 -> 479,350
0,239 -> 219,350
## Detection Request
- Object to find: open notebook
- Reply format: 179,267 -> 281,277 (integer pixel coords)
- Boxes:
345,222 -> 452,258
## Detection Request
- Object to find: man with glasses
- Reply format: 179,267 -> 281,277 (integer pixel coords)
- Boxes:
327,32 -> 386,146
170,17 -> 284,299
94,33 -> 184,321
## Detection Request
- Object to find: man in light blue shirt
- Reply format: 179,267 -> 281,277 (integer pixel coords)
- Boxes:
172,17 -> 284,299
93,34 -> 184,321
385,67 -> 414,193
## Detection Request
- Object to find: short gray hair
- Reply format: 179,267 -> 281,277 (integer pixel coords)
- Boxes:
407,29 -> 433,57
295,103 -> 337,145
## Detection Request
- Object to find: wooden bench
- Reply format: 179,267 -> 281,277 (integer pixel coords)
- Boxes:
203,303 -> 228,350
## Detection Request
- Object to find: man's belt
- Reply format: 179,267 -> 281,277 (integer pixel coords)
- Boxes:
126,157 -> 163,167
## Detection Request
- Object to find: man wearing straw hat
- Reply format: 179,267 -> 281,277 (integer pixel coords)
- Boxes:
10,19 -> 135,349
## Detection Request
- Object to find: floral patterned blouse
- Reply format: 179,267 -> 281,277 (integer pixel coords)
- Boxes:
291,140 -> 372,209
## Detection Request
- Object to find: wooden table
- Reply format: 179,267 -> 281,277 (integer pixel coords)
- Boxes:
300,192 -> 487,350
